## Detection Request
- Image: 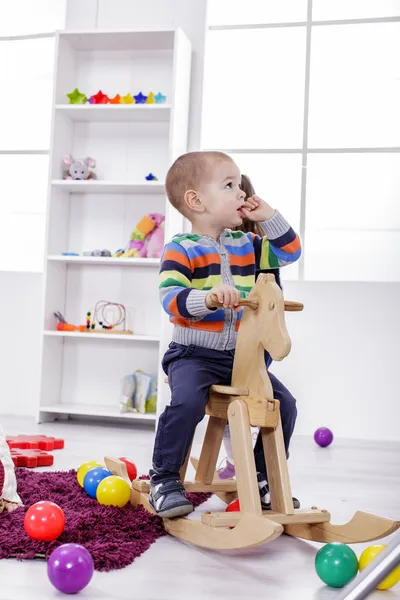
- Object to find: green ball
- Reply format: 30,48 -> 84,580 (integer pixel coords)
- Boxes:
315,543 -> 359,588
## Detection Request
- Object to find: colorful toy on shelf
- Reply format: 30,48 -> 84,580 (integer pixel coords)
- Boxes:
86,300 -> 133,335
145,172 -> 158,181
154,92 -> 167,104
48,544 -> 94,595
6,434 -> 64,450
10,448 -> 54,467
110,94 -> 121,104
88,90 -> 110,104
24,501 -> 65,542
134,91 -> 147,104
314,427 -> 333,447
62,154 -> 97,180
120,93 -> 135,104
116,213 -> 165,259
315,543 -> 359,588
359,545 -> 400,590
54,311 -> 86,333
146,91 -> 155,104
120,370 -> 157,414
66,88 -> 87,104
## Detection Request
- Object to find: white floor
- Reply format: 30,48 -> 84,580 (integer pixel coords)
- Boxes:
0,415 -> 399,600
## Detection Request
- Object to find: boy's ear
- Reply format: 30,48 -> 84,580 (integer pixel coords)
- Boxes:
184,189 -> 205,214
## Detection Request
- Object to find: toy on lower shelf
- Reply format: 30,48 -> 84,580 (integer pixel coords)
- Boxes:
115,213 -> 165,259
86,300 -> 133,334
120,370 -> 157,414
62,154 -> 97,180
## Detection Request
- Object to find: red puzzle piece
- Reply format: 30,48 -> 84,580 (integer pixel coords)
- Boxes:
6,435 -> 64,451
10,448 -> 54,468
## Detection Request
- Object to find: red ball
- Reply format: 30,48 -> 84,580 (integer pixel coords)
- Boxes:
226,498 -> 240,512
24,501 -> 65,542
119,457 -> 137,481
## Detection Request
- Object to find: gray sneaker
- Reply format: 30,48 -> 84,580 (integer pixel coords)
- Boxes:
149,470 -> 193,519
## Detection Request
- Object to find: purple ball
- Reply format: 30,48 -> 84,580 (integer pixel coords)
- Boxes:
314,427 -> 334,447
48,543 -> 94,594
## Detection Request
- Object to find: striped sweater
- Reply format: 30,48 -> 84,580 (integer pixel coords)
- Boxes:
159,211 -> 301,351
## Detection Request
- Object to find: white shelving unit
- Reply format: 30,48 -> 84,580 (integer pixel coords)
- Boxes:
38,29 -> 191,426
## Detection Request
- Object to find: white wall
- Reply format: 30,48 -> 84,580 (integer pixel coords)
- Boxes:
0,0 -> 398,442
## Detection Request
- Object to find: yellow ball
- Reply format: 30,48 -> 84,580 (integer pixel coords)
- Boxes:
96,475 -> 131,508
359,544 -> 400,590
77,461 -> 103,487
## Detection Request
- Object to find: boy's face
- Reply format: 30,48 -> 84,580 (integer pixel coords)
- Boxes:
199,159 -> 246,229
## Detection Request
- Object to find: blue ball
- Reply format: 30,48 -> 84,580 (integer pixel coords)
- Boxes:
83,467 -> 113,498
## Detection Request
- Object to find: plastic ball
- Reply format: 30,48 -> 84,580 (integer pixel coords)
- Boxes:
119,457 -> 138,481
315,543 -> 359,588
314,427 -> 334,447
48,543 -> 94,594
226,498 -> 240,512
83,467 -> 113,498
77,460 -> 103,487
359,544 -> 400,590
96,475 -> 131,508
24,501 -> 65,542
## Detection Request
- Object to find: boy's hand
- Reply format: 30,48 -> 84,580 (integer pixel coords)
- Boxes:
206,285 -> 241,312
239,195 -> 275,222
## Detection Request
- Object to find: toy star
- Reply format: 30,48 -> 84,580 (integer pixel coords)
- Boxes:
66,88 -> 87,104
134,92 -> 147,104
109,94 -> 121,104
90,90 -> 110,104
154,92 -> 167,104
120,93 -> 135,104
145,173 -> 158,181
146,91 -> 155,104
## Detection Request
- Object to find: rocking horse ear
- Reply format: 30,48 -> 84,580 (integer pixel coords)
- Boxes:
257,273 -> 275,284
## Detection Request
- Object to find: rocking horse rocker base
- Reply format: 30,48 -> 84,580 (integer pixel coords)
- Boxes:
105,275 -> 399,551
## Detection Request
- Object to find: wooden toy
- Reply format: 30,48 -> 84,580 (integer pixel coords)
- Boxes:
10,448 -> 54,467
105,274 -> 399,550
6,434 -> 64,451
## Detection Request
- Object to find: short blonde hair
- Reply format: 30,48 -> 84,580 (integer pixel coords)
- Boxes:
165,151 -> 232,215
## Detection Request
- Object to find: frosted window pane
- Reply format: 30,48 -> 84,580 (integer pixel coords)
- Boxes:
0,0 -> 66,35
306,154 -> 400,231
0,155 -> 49,214
305,230 -> 400,282
308,23 -> 400,148
202,29 -> 306,149
0,214 -> 46,272
312,0 -> 400,20
208,0 -> 307,26
0,38 -> 55,150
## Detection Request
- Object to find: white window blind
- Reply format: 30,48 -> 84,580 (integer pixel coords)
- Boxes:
0,0 -> 66,272
203,0 -> 400,282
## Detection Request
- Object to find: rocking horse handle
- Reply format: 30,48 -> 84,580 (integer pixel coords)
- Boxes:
207,295 -> 304,312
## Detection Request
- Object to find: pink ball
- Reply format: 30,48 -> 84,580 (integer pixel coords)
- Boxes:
314,427 -> 334,447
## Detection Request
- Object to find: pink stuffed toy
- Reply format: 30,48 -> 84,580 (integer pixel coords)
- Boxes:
145,213 -> 165,258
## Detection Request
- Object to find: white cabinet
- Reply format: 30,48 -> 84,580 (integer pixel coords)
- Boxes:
38,29 -> 191,425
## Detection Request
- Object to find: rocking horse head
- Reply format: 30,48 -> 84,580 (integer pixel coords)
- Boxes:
244,273 -> 292,361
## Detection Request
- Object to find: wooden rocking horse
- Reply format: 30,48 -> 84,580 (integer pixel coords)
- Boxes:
105,274 -> 399,550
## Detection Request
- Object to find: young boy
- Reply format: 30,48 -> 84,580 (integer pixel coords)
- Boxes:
150,151 -> 301,518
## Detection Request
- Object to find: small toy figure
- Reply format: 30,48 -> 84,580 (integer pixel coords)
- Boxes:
88,90 -> 110,104
134,92 -> 147,104
62,154 -> 97,180
145,173 -> 158,181
120,93 -> 135,104
154,92 -> 167,104
66,88 -> 88,104
117,213 -> 165,259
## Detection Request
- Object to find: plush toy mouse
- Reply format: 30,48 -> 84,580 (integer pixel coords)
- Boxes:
62,154 -> 97,180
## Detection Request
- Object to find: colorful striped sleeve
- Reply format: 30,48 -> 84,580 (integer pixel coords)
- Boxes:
250,211 -> 302,270
159,241 -> 215,319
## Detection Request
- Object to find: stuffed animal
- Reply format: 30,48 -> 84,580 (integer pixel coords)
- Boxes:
0,423 -> 22,513
116,213 -> 165,258
62,154 -> 97,180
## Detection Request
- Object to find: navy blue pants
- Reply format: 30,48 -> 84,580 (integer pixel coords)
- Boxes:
153,343 -> 297,478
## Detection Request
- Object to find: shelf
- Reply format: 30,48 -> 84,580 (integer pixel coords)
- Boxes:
39,403 -> 156,422
55,104 -> 171,122
51,180 -> 165,194
47,255 -> 160,266
59,29 -> 176,51
44,331 -> 160,342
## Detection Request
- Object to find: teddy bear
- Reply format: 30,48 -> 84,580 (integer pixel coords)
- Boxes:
62,154 -> 97,180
